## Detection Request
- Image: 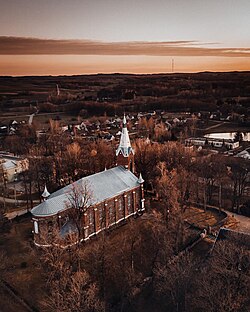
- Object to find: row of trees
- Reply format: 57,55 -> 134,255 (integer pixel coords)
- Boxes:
2,121 -> 248,214
36,207 -> 249,312
154,239 -> 250,312
133,139 -> 249,214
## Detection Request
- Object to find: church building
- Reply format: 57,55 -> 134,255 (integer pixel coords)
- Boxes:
31,115 -> 145,247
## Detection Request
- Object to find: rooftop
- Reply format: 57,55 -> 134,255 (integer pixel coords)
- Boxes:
31,166 -> 140,217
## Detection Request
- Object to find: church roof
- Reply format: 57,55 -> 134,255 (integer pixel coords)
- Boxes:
31,166 -> 140,217
116,115 -> 134,157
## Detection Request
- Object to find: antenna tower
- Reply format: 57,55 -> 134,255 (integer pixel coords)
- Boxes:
172,58 -> 174,73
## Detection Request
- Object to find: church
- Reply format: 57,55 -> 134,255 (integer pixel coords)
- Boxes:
31,116 -> 145,247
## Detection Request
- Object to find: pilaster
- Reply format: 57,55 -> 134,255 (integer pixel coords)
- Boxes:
124,194 -> 128,217
94,207 -> 98,233
105,203 -> 109,228
114,198 -> 118,223
132,191 -> 136,213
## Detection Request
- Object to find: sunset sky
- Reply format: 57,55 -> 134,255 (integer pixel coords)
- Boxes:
1,0 -> 250,75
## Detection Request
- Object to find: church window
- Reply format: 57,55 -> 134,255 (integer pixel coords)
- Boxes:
108,202 -> 115,224
119,198 -> 123,211
99,206 -> 104,225
127,193 -> 133,214
118,197 -> 124,219
34,221 -> 39,234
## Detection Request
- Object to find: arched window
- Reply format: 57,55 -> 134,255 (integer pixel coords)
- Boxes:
34,221 -> 39,234
108,202 -> 115,225
118,197 -> 124,220
127,193 -> 133,215
99,207 -> 104,229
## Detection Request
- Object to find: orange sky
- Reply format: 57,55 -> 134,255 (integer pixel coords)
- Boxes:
1,55 -> 250,76
1,1 -> 250,75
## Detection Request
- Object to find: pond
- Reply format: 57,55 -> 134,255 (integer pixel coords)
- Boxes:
204,132 -> 250,141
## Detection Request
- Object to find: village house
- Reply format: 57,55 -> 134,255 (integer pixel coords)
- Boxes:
185,137 -> 240,150
0,153 -> 29,182
236,148 -> 250,160
31,116 -> 145,247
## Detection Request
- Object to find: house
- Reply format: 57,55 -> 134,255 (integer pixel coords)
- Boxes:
0,125 -> 8,136
0,154 -> 29,182
31,115 -> 145,247
236,148 -> 250,160
185,137 -> 240,150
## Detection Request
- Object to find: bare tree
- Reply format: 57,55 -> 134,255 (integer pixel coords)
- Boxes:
156,163 -> 190,251
42,269 -> 104,312
39,231 -> 104,312
154,252 -> 197,312
65,180 -> 93,242
134,139 -> 160,189
87,139 -> 115,174
156,163 -> 180,222
193,240 -> 250,312
227,158 -> 249,213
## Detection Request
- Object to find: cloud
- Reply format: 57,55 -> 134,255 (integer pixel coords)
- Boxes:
0,36 -> 250,57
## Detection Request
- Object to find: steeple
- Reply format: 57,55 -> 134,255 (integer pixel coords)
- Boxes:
42,184 -> 50,200
138,173 -> 144,184
116,114 -> 134,157
116,114 -> 135,172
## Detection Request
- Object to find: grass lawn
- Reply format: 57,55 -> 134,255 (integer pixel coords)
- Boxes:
184,206 -> 225,229
0,215 -> 46,311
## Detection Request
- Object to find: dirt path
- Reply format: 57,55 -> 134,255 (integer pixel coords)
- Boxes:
0,195 -> 39,219
5,209 -> 31,220
204,121 -> 227,131
0,195 -> 29,204
229,212 -> 250,234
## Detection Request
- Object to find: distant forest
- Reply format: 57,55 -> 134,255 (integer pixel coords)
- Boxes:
0,72 -> 250,116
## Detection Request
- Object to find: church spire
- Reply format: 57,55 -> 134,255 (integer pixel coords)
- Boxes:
42,184 -> 50,200
116,114 -> 134,157
138,173 -> 144,184
116,114 -> 135,172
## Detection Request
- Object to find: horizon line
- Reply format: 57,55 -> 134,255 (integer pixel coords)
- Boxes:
1,70 -> 250,78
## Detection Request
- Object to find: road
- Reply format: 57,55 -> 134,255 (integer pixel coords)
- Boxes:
230,212 -> 250,234
0,196 -> 40,219
0,195 -> 28,204
204,121 -> 227,131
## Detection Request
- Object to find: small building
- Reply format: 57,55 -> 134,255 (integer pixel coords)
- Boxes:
31,115 -> 145,247
185,137 -> 240,150
236,148 -> 250,160
0,154 -> 28,182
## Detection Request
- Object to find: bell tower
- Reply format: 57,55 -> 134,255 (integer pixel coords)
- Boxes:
116,115 -> 135,172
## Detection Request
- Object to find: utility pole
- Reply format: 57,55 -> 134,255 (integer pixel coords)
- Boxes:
56,84 -> 60,96
0,159 -> 6,210
172,58 -> 174,73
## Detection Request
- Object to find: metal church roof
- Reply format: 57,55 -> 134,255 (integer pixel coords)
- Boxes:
31,166 -> 140,217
